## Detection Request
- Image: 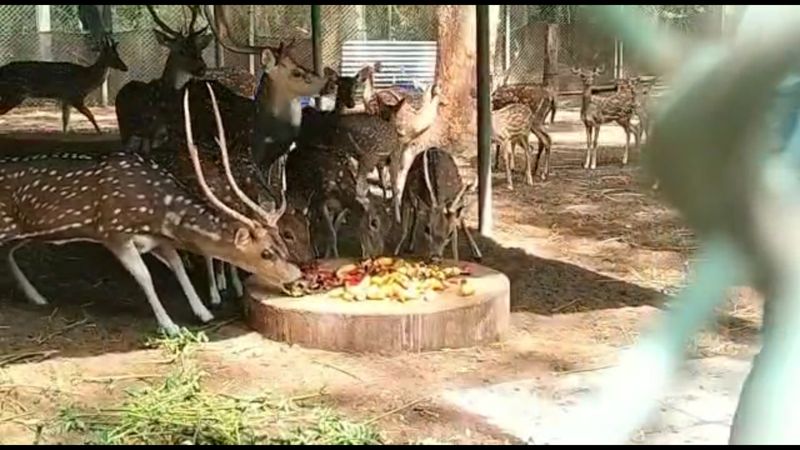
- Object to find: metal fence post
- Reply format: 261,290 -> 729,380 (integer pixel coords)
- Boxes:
477,4 -> 493,237
311,5 -> 322,109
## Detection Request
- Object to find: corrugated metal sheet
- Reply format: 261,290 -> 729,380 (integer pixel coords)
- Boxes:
340,40 -> 437,89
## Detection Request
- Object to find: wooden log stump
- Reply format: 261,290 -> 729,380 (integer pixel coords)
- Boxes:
244,258 -> 511,355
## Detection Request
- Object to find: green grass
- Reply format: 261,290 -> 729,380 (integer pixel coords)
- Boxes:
55,355 -> 381,445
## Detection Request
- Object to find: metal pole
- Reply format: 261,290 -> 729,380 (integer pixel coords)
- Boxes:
248,5 -> 256,75
311,5 -> 322,109
477,4 -> 493,236
503,5 -> 510,73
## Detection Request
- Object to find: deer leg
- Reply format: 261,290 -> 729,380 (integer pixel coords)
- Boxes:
523,136 -> 534,186
584,125 -> 593,169
377,165 -> 388,200
549,99 -> 557,124
591,126 -> 601,170
460,219 -> 483,261
531,127 -> 552,181
451,227 -> 460,263
0,94 -> 25,115
406,205 -> 420,253
394,204 -> 413,256
72,101 -> 102,134
321,204 -> 339,259
150,245 -> 214,323
228,264 -> 245,298
106,239 -> 179,335
509,141 -> 517,171
622,124 -> 631,166
61,102 -> 72,133
503,141 -> 514,191
215,260 -> 227,291
7,242 -> 49,306
493,143 -> 501,171
205,257 -> 223,306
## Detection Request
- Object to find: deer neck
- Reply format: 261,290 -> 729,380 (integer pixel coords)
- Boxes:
255,74 -> 303,130
161,56 -> 194,90
580,84 -> 594,114
362,75 -> 375,107
87,54 -> 111,87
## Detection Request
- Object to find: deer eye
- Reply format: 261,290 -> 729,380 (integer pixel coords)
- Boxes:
369,218 -> 379,230
281,231 -> 295,242
291,69 -> 304,78
261,250 -> 275,260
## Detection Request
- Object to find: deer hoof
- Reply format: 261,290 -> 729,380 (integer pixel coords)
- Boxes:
160,321 -> 181,337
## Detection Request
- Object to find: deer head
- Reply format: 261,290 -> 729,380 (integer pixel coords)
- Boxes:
419,150 -> 476,260
148,5 -> 212,86
356,199 -> 392,258
95,34 -> 128,72
571,65 -> 605,88
203,5 -> 332,99
181,82 -> 301,289
375,83 -> 443,144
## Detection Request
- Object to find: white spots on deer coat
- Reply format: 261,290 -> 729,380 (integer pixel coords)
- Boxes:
164,195 -> 173,206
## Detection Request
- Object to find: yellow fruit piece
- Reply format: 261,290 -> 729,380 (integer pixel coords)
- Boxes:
459,279 -> 476,296
342,292 -> 354,301
366,285 -> 384,300
376,257 -> 394,267
328,287 -> 345,298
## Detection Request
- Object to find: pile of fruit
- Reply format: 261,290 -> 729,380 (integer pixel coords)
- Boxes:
284,257 -> 476,302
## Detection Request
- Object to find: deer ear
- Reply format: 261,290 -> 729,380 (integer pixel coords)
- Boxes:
595,65 -> 606,75
153,29 -> 174,48
571,67 -> 580,75
234,227 -> 253,248
261,49 -> 277,71
195,32 -> 213,51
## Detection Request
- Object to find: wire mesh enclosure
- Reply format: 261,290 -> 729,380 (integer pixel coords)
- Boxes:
0,5 -> 728,107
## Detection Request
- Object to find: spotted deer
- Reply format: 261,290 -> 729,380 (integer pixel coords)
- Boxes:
0,87 -> 300,335
492,103 -> 553,190
0,34 -> 128,133
572,66 -> 640,170
115,5 -> 212,154
394,148 -> 482,262
149,81 -> 315,304
201,66 -> 258,98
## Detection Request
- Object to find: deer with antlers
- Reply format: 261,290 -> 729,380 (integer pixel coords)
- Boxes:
394,148 -> 482,262
572,66 -> 641,170
115,5 -> 212,154
0,85 -> 300,334
0,34 -> 127,133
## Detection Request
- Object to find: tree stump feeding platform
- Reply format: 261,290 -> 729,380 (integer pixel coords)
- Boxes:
244,259 -> 511,355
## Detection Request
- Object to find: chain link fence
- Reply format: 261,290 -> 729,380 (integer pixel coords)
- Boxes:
0,5 -> 727,109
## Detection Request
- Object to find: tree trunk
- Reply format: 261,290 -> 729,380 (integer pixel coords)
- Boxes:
431,5 -> 477,148
542,24 -> 560,88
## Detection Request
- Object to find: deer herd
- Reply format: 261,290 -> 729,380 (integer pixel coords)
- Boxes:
0,6 -> 656,334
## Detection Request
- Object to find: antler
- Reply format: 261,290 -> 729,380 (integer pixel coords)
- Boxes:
182,88 -> 258,231
422,149 -> 437,207
203,5 -> 276,55
146,5 -> 180,38
204,83 -> 285,227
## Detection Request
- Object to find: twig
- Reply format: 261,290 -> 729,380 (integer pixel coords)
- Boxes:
551,298 -> 580,313
0,384 -> 74,395
34,318 -> 90,345
199,317 -> 239,334
80,374 -> 165,383
289,389 -> 328,403
362,396 -> 430,426
0,350 -> 59,367
0,411 -> 33,423
555,364 -> 614,376
312,360 -> 363,381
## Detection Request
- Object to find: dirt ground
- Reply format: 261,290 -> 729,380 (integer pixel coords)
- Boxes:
0,104 -> 762,444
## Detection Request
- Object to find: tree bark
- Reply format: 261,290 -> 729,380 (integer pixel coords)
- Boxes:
542,24 -> 560,88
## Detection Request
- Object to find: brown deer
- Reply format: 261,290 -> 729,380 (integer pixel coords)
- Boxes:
492,103 -> 553,190
115,5 -> 212,154
394,148 -> 482,262
0,34 -> 128,133
148,82 -> 314,305
571,66 -> 640,170
0,87 -> 300,334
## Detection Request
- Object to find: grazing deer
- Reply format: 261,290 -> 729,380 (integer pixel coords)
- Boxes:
149,83 -> 314,304
492,103 -> 553,190
0,85 -> 300,335
115,5 -> 212,154
572,66 -> 640,170
0,35 -> 128,133
394,148 -> 482,262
